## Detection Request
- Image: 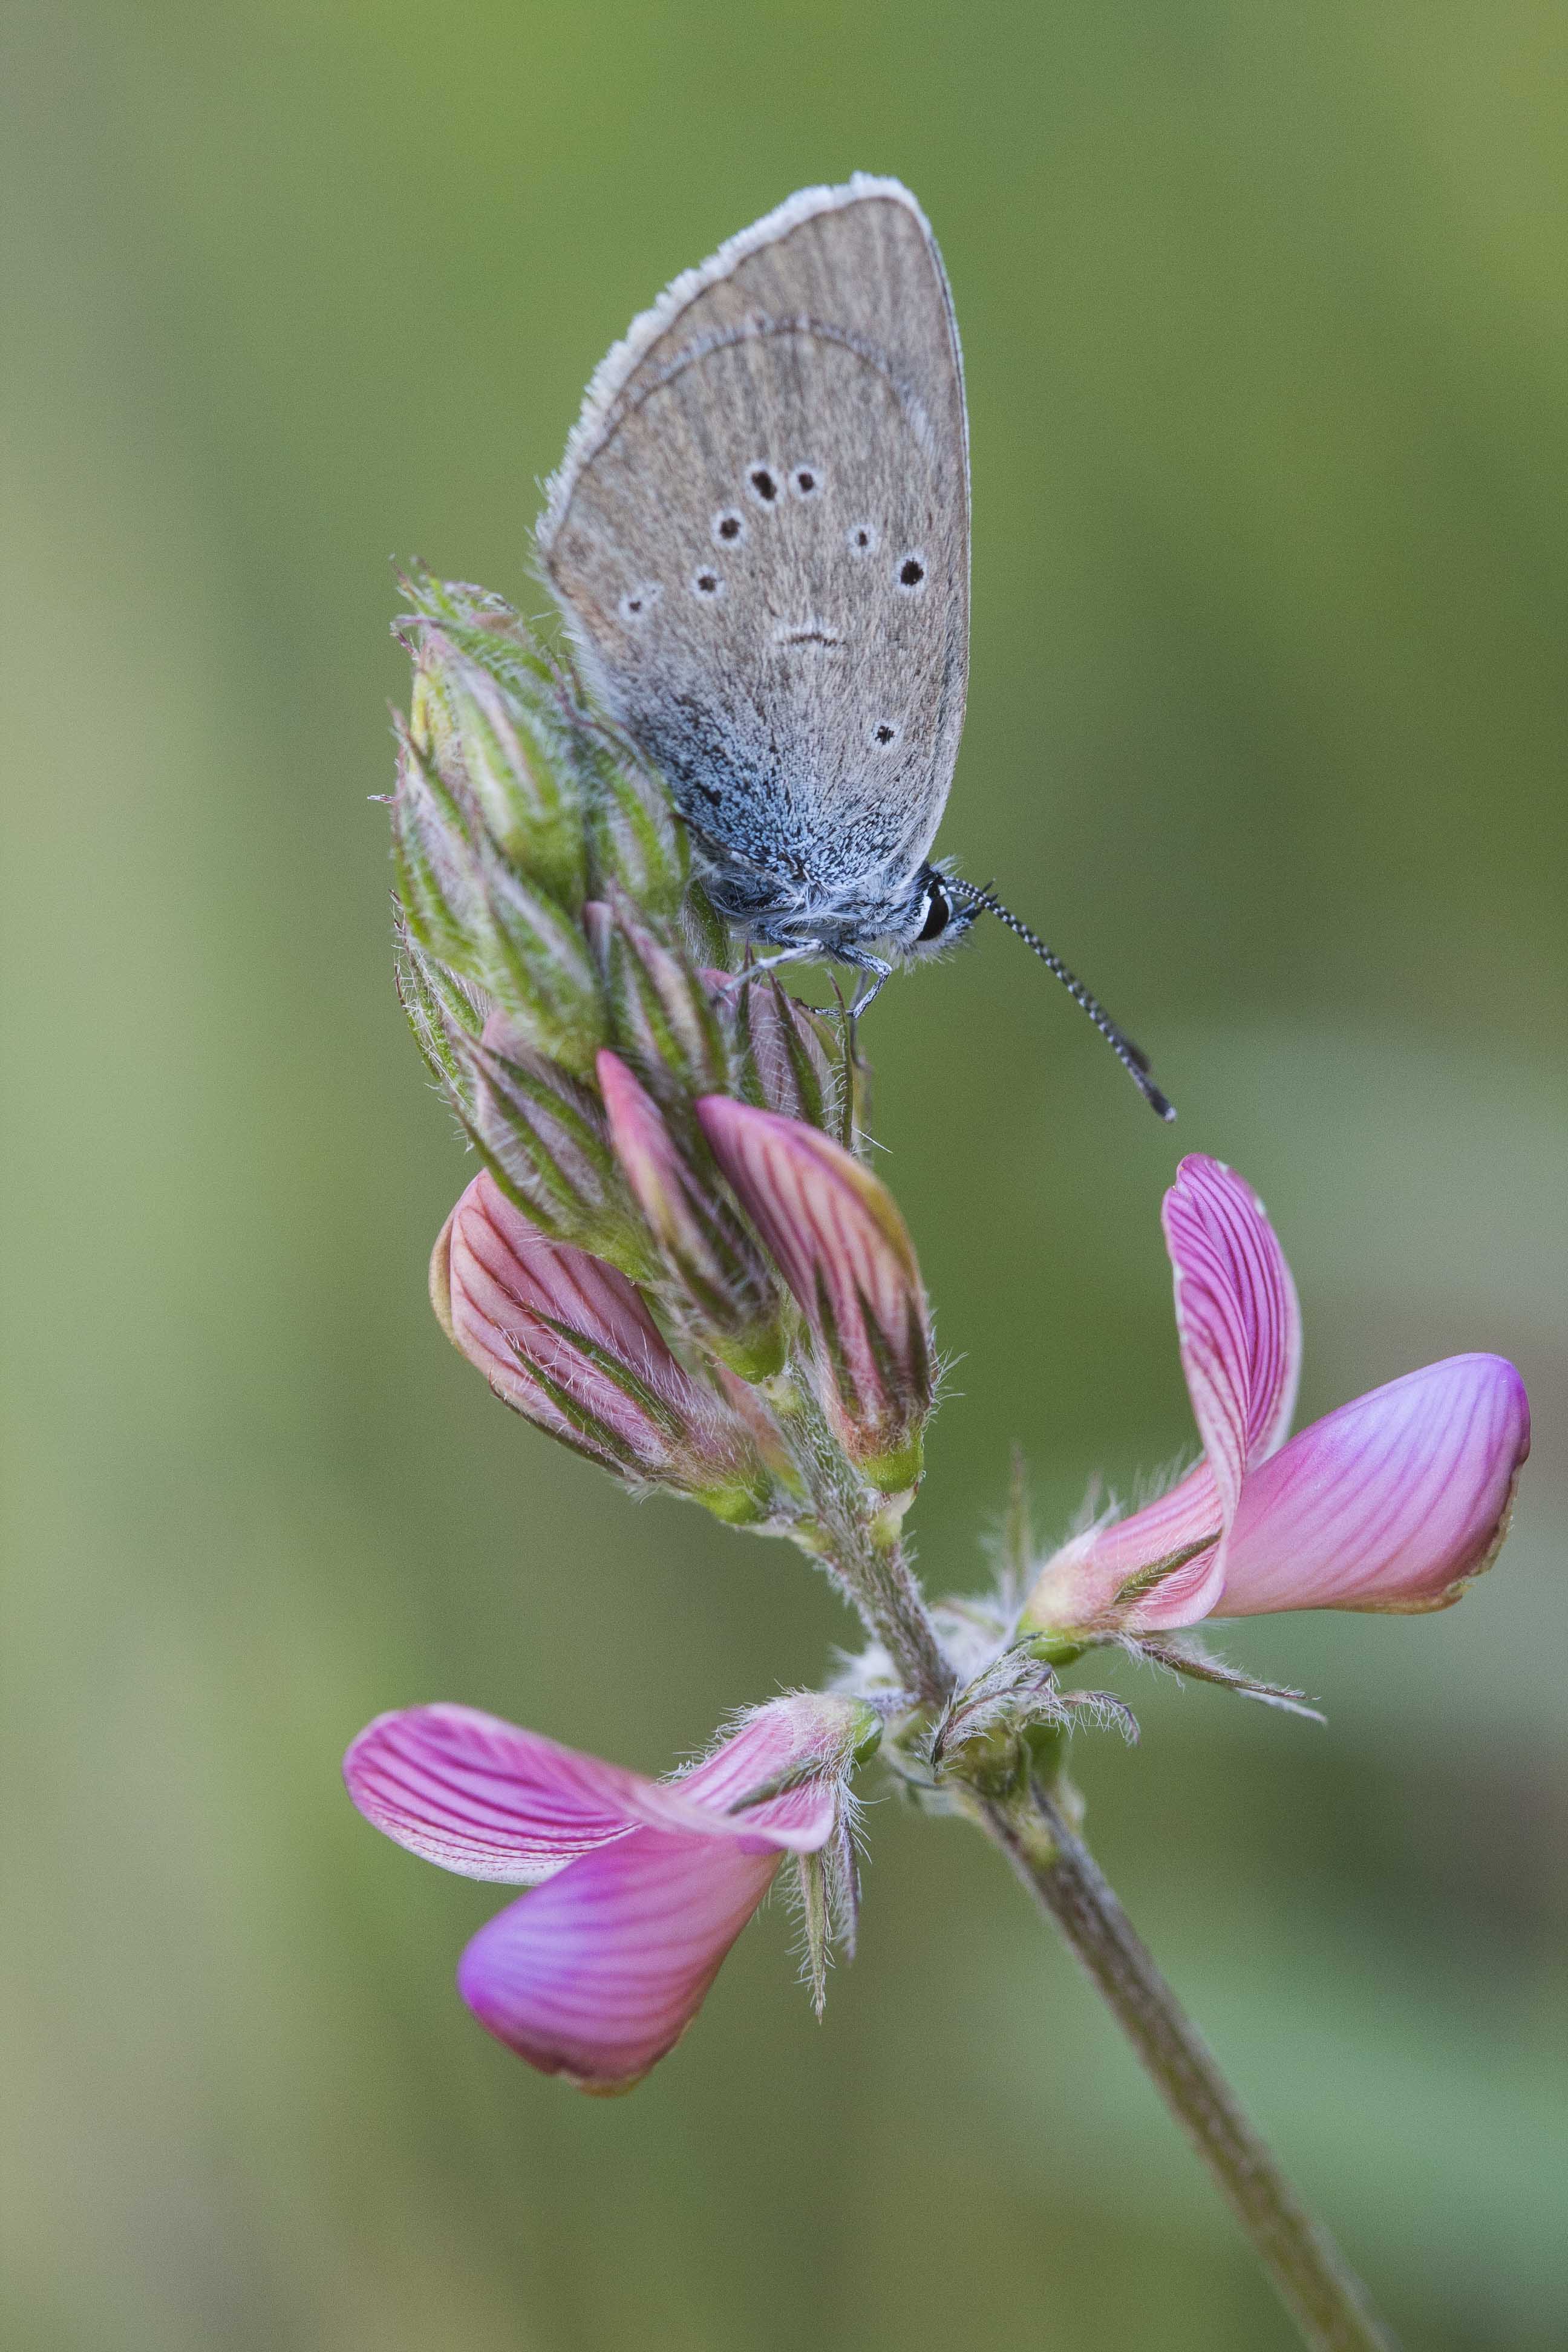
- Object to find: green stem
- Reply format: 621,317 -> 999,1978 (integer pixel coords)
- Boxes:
768,1373 -> 952,1706
973,1779 -> 1397,2352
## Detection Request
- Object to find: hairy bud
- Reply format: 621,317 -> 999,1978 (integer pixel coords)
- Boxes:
575,722 -> 688,922
434,1172 -> 779,1524
390,721 -> 605,1076
415,634 -> 587,915
697,1100 -> 935,1492
730,973 -> 843,1132
598,1051 -> 786,1380
589,895 -> 733,1099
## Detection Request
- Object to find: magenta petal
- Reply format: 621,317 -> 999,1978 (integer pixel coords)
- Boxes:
450,1175 -> 671,1388
457,1828 -> 783,2087
1215,1354 -> 1530,1616
1163,1157 -> 1302,1521
343,1705 -> 662,1882
446,1171 -> 732,1478
345,1697 -> 852,1883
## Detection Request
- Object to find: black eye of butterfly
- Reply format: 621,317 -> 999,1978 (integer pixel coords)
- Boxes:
916,881 -> 950,942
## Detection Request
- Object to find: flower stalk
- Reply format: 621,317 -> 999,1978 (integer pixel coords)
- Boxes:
765,1367 -> 952,1707
970,1777 -> 1395,2352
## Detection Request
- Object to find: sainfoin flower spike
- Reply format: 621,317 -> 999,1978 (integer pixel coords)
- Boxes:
344,1693 -> 877,2090
1021,1155 -> 1530,1641
433,1168 -> 777,1524
370,544 -> 1536,2341
697,1098 -> 934,1492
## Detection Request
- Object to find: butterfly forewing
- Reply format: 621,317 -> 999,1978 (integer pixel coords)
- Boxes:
538,179 -> 970,930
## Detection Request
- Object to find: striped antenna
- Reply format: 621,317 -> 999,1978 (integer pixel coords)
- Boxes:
955,884 -> 1175,1122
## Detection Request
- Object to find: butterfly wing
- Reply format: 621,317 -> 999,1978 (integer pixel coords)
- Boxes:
538,178 -> 969,933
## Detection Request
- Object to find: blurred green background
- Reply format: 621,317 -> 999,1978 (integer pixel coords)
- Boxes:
4,4 -> 1565,2346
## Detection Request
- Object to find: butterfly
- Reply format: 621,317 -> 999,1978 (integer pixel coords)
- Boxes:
538,175 -> 1172,1117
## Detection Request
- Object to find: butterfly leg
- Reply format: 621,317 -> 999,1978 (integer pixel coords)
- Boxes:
739,944 -> 813,982
848,965 -> 892,1016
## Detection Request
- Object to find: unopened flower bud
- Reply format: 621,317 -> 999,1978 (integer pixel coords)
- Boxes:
434,1171 -> 779,1523
697,1100 -> 935,1492
397,929 -> 631,1265
598,1051 -> 786,1380
389,716 -> 485,973
395,564 -> 556,701
465,1013 -> 651,1274
394,915 -> 486,1101
391,722 -> 606,1076
681,880 -> 738,973
732,973 -> 843,1132
592,895 -> 733,1099
574,723 -> 688,922
414,631 -> 587,915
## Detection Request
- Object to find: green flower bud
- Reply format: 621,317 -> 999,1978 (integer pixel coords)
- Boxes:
735,973 -> 843,1133
590,894 -> 733,1100
575,724 -> 689,922
419,636 -> 587,915
390,722 -> 605,1075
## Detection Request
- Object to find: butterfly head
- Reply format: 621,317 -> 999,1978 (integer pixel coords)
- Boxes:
889,864 -> 981,962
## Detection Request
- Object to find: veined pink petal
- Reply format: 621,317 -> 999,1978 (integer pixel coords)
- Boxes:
449,1172 -> 679,1435
458,1828 -> 783,2088
598,1051 -> 785,1379
707,1099 -> 918,1303
347,1691 -> 869,2085
1215,1354 -> 1530,1616
730,974 -> 838,1128
443,1171 -> 759,1491
674,1694 -> 865,1847
344,1701 -> 848,1883
678,1699 -> 843,1806
345,1705 -> 647,1883
1163,1157 -> 1302,1521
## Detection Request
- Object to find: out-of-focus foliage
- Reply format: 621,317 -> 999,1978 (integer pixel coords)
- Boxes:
2,5 -> 1564,2348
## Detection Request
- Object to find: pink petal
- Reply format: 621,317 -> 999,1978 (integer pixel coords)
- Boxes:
1021,1464 -> 1224,1636
730,974 -> 839,1127
343,1705 -> 650,1883
449,1171 -> 675,1410
1214,1354 -> 1530,1616
458,1828 -> 783,2088
697,1100 -> 919,1333
1163,1157 -> 1302,1523
598,1051 -> 785,1380
344,1698 -> 851,1884
445,1171 -> 747,1483
674,1696 -> 861,1848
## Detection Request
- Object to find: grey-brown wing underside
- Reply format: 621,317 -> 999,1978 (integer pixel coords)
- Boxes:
537,178 -> 969,923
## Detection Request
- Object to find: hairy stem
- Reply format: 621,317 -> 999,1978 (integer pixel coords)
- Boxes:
769,1374 -> 952,1705
973,1779 -> 1396,2352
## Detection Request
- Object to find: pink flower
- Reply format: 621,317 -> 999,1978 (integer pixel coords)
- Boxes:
697,1098 -> 933,1491
1022,1156 -> 1530,1639
433,1169 -> 773,1520
344,1693 -> 875,2091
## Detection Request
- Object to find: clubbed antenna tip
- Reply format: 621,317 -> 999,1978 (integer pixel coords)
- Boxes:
955,886 -> 1176,1122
